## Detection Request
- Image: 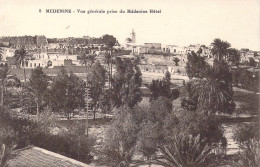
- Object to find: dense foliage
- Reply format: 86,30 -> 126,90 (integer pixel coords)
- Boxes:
0,108 -> 95,164
186,51 -> 208,79
87,60 -> 106,119
49,67 -> 85,119
149,71 -> 179,100
99,98 -> 226,166
232,123 -> 260,167
184,61 -> 235,114
22,67 -> 49,121
111,57 -> 142,108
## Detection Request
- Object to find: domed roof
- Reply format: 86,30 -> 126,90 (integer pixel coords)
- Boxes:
125,38 -> 132,43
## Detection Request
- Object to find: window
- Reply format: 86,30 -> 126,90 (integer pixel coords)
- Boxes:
30,63 -> 32,67
34,63 -> 36,67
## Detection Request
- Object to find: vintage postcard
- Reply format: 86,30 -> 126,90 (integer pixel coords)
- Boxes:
0,0 -> 259,166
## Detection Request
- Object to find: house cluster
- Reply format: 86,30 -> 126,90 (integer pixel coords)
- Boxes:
22,52 -> 79,69
1,31 -> 260,70
240,48 -> 260,64
0,35 -> 115,69
123,30 -> 260,68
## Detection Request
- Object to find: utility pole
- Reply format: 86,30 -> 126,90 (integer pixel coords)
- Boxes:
85,72 -> 89,136
84,50 -> 93,136
85,76 -> 89,136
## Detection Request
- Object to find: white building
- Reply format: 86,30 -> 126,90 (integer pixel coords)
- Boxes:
0,47 -> 16,61
132,46 -> 149,54
163,45 -> 186,55
24,52 -> 78,68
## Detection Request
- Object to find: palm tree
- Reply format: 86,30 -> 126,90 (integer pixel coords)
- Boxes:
173,57 -> 180,66
105,49 -> 117,91
14,48 -> 28,83
189,64 -> 234,114
211,38 -> 231,61
79,50 -> 96,71
156,135 -> 214,167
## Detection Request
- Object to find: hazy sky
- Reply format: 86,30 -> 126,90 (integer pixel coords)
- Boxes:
0,0 -> 259,50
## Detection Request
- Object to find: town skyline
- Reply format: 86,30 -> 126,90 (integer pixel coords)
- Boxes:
0,33 -> 259,52
0,0 -> 259,50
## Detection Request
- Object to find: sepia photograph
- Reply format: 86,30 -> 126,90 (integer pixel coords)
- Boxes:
0,0 -> 259,166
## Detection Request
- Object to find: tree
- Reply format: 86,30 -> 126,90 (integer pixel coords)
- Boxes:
173,57 -> 180,66
98,89 -> 112,113
232,69 -> 240,87
102,34 -> 117,48
64,122 -> 96,163
249,58 -> 257,67
145,97 -> 174,137
137,120 -> 160,165
228,48 -> 240,67
187,61 -> 235,114
211,38 -> 231,61
186,51 -> 208,79
163,71 -> 171,94
197,47 -> 203,55
14,48 -> 28,83
238,69 -> 259,91
99,109 -> 138,166
0,64 -> 19,107
24,67 -> 49,122
172,110 -> 226,146
163,71 -> 171,85
50,67 -> 85,119
79,50 -> 96,70
0,127 -> 17,167
104,51 -> 113,90
0,48 -> 3,61
111,58 -> 142,108
232,123 -> 260,167
149,71 -> 179,100
87,61 -> 106,119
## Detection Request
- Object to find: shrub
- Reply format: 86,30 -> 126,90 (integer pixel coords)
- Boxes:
156,134 -> 215,167
0,109 -> 95,164
232,139 -> 260,167
232,123 -> 260,167
172,110 -> 226,147
98,110 -> 138,166
0,144 -> 16,167
233,122 -> 259,146
0,126 -> 17,167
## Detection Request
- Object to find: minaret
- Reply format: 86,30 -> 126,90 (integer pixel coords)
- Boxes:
131,29 -> 136,43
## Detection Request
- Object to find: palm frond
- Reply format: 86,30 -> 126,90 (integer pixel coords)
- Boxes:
156,135 -> 214,167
